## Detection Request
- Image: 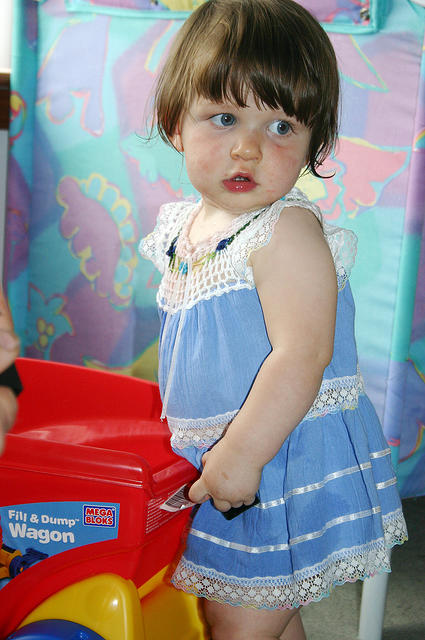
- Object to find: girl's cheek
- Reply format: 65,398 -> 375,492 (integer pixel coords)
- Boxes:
271,147 -> 304,173
189,155 -> 213,175
195,143 -> 223,172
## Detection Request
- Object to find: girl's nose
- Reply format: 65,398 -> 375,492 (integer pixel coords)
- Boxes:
230,132 -> 262,162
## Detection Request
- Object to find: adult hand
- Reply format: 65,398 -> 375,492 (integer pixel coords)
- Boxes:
0,386 -> 18,455
0,289 -> 20,367
0,289 -> 20,454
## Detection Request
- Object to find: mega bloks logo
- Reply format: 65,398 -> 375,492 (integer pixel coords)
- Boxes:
83,505 -> 117,528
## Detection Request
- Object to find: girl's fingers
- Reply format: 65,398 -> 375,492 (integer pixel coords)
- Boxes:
189,477 -> 255,513
188,478 -> 211,504
211,498 -> 232,513
194,450 -> 258,511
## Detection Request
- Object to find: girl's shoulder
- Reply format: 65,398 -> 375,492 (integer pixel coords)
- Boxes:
280,187 -> 323,222
233,188 -> 358,291
139,200 -> 197,274
281,188 -> 358,288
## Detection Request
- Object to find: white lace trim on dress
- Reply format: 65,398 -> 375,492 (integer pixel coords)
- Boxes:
167,368 -> 365,449
158,252 -> 253,314
140,189 -> 358,315
171,509 -> 407,609
139,201 -> 191,274
304,366 -> 365,420
168,410 -> 238,450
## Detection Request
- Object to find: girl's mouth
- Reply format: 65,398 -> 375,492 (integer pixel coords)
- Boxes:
223,175 -> 257,193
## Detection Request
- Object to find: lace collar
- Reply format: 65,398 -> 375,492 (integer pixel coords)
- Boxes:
168,202 -> 267,264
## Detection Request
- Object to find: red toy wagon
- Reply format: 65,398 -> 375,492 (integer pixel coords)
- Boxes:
0,358 -> 203,640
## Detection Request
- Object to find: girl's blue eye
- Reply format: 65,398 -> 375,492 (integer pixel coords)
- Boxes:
211,113 -> 236,127
269,120 -> 292,136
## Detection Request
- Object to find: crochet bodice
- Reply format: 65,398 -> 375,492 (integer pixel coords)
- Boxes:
139,188 -> 357,315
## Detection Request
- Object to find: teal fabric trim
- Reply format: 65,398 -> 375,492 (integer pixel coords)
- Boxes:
324,23 -> 378,34
390,233 -> 422,363
322,0 -> 381,33
64,3 -> 191,20
64,0 -> 382,33
390,444 -> 400,474
8,0 -> 38,347
410,336 -> 425,374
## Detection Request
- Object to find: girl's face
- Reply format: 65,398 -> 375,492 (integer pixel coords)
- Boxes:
173,93 -> 311,218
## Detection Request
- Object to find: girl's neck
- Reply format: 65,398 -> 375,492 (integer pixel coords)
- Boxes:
188,201 -> 254,246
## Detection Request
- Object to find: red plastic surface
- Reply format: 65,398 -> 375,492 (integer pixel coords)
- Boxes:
0,359 -> 197,639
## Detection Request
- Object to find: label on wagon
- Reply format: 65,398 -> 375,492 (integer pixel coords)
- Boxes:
0,501 -> 120,590
160,484 -> 195,512
83,504 -> 117,527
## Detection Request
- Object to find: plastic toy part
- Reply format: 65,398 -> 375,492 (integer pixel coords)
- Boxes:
7,619 -> 106,639
0,538 -> 48,580
18,574 -> 144,640
17,572 -> 205,640
139,579 -> 205,640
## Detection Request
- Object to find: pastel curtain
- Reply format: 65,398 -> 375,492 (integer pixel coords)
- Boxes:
5,0 -> 425,497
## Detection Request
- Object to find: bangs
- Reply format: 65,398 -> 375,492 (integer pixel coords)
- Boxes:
193,51 -> 320,129
154,0 -> 339,173
187,0 -> 327,129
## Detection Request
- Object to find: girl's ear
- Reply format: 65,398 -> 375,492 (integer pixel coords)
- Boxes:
171,127 -> 184,152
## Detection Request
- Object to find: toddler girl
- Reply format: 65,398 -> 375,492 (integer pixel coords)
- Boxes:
140,1 -> 407,638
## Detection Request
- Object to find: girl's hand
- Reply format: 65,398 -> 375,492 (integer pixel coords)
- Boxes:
188,437 -> 262,512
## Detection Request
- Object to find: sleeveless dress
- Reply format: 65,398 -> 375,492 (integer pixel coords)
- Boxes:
139,187 -> 407,610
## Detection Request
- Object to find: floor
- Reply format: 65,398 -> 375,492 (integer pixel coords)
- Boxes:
300,497 -> 425,640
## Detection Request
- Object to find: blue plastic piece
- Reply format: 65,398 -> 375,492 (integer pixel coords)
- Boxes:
8,555 -> 24,578
7,619 -> 106,640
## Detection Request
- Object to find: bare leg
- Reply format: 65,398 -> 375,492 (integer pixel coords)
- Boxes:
279,612 -> 306,640
203,599 -> 306,640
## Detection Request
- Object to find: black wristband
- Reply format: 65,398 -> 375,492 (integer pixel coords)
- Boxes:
0,363 -> 23,396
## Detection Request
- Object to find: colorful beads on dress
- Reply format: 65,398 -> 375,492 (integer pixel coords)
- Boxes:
166,212 -> 262,274
166,236 -> 178,268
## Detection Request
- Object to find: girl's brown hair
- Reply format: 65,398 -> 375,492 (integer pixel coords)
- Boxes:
153,0 -> 340,176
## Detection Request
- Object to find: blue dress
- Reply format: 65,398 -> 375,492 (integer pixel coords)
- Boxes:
139,188 -> 407,609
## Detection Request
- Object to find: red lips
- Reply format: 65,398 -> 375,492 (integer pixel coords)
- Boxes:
223,174 -> 257,193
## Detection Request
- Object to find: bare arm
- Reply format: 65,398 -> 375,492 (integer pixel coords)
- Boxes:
189,207 -> 337,511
